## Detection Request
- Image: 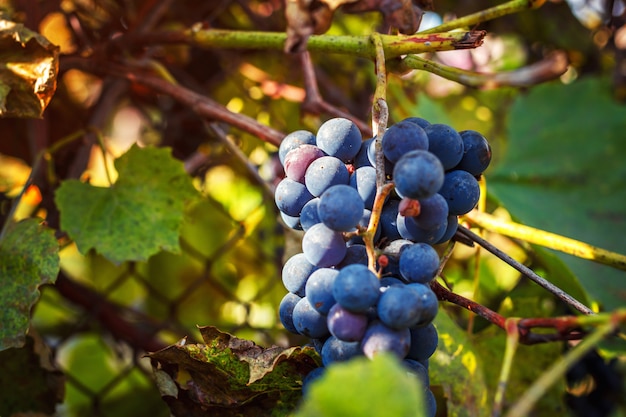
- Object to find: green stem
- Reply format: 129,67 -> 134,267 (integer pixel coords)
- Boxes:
418,0 -> 546,34
464,209 -> 626,272
504,318 -> 618,417
187,28 -> 486,59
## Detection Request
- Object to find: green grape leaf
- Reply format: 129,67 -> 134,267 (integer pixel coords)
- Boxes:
430,312 -> 489,417
295,353 -> 427,417
489,77 -> 626,310
148,326 -> 320,417
0,219 -> 60,351
0,334 -> 64,415
55,145 -> 197,264
0,19 -> 59,118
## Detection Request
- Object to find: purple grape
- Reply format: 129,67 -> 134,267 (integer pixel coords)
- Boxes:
279,130 -> 316,166
456,130 -> 492,175
413,193 -> 448,231
438,170 -> 480,215
284,144 -> 326,183
399,243 -> 440,284
292,296 -> 330,338
327,303 -> 368,342
424,123 -> 464,170
407,283 -> 438,326
361,321 -> 411,359
332,264 -> 380,312
318,184 -> 364,232
407,322 -> 438,361
377,284 -> 424,329
282,253 -> 318,296
275,177 -> 313,217
321,335 -> 362,366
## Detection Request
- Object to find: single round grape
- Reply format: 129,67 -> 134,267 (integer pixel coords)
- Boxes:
407,322 -> 438,361
349,166 -> 377,209
315,118 -> 362,162
382,120 -> 429,164
438,170 -> 480,215
399,243 -> 440,284
332,264 -> 380,312
361,321 -> 411,359
279,130 -> 316,166
404,116 -> 431,129
321,335 -> 362,366
397,214 -> 447,245
407,283 -> 439,326
424,123 -> 464,170
305,268 -> 339,315
377,284 -> 424,329
327,303 -> 368,342
302,223 -> 347,267
318,184 -> 365,232
304,155 -> 350,197
279,292 -> 301,334
456,130 -> 492,176
292,296 -> 330,338
282,253 -> 318,296
393,150 -> 444,200
412,193 -> 448,231
300,197 -> 321,231
275,177 -> 313,217
284,144 -> 326,183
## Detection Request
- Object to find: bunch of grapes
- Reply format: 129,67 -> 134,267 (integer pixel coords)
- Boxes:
275,117 -> 491,416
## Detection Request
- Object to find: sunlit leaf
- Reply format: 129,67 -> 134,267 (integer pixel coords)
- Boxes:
489,77 -> 626,310
0,19 -> 59,118
54,145 -> 198,264
295,353 -> 426,417
0,218 -> 59,351
148,326 -> 319,417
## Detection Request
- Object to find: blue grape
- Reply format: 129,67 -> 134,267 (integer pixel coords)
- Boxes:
379,199 -> 402,241
407,283 -> 438,326
282,253 -> 318,296
279,292 -> 301,334
327,303 -> 368,342
367,138 -> 394,174
332,264 -> 380,312
399,243 -> 440,284
349,166 -> 377,209
397,214 -> 447,245
284,144 -> 326,183
380,276 -> 405,287
315,118 -> 362,162
321,335 -> 362,366
293,296 -> 330,338
304,156 -> 350,197
279,130 -> 316,166
424,123 -> 464,170
280,211 -> 302,230
407,322 -> 438,361
393,150 -> 444,200
275,178 -> 313,217
302,223 -> 347,267
305,268 -> 339,315
438,170 -> 480,215
412,194 -> 448,231
436,214 -> 458,244
377,284 -> 424,329
456,130 -> 492,175
361,321 -> 411,359
382,120 -> 429,164
425,388 -> 437,417
318,184 -> 365,232
337,244 -> 368,268
300,197 -> 321,231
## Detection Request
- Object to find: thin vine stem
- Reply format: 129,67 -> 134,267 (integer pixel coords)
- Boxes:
493,318 -> 521,417
457,225 -> 594,315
